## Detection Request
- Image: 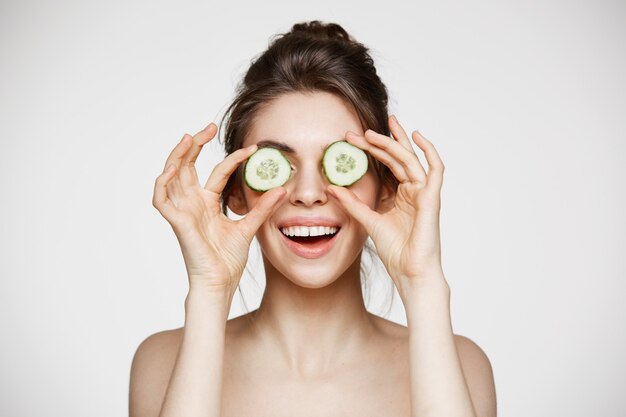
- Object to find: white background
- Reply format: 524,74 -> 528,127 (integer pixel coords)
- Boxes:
1,0 -> 625,416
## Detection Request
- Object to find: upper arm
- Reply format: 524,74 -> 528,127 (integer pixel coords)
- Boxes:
455,335 -> 497,417
129,329 -> 182,417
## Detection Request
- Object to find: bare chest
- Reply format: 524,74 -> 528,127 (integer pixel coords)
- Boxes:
220,357 -> 411,417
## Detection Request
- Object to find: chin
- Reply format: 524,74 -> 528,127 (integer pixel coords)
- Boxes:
280,265 -> 345,289
259,243 -> 364,291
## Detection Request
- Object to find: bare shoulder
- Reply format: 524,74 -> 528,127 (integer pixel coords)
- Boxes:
453,334 -> 498,417
368,312 -> 495,368
129,327 -> 184,417
454,334 -> 493,366
368,314 -> 496,417
129,316 -> 247,417
130,327 -> 184,373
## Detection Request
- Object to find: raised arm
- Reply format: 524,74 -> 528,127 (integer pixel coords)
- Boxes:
402,275 -> 496,417
157,286 -> 232,417
326,116 -> 496,416
129,122 -> 286,417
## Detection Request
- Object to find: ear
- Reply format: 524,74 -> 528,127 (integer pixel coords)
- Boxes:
226,181 -> 249,216
375,182 -> 396,214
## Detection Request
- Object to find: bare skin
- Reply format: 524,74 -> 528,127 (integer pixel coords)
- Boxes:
130,92 -> 496,417
147,312 -> 411,416
132,312 -> 484,416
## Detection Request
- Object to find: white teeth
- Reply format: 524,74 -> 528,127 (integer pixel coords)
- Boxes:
280,226 -> 339,237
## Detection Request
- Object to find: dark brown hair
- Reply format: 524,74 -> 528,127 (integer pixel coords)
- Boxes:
217,20 -> 398,316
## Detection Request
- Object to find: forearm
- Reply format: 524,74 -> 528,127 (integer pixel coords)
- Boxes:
158,286 -> 232,417
401,275 -> 476,417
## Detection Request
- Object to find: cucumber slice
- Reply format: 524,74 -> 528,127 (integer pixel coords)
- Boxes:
322,140 -> 368,186
244,147 -> 292,191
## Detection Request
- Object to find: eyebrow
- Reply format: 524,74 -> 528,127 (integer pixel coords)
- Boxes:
256,139 -> 331,154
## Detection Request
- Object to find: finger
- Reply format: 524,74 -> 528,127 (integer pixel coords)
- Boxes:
204,144 -> 258,195
161,135 -> 189,199
153,163 -> 178,219
363,129 -> 427,184
238,187 -> 287,240
180,123 -> 218,187
345,132 -> 410,183
162,133 -> 194,198
411,130 -> 445,191
388,115 -> 414,151
326,184 -> 380,237
188,123 -> 217,165
163,133 -> 194,172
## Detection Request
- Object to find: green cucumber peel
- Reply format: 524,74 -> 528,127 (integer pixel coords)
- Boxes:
243,147 -> 292,192
322,140 -> 368,186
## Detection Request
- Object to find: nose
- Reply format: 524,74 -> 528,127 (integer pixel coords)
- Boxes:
287,161 -> 329,207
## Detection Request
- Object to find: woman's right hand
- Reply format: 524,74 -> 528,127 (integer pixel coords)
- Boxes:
152,122 -> 286,295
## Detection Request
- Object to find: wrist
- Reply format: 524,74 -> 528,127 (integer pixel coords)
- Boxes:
401,281 -> 451,323
396,269 -> 450,300
188,277 -> 237,297
185,284 -> 233,320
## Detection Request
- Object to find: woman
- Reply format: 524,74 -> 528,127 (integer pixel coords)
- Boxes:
129,20 -> 497,417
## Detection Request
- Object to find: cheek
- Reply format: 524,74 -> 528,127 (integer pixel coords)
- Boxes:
350,174 -> 379,208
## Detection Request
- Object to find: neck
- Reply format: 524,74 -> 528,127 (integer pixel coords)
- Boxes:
248,254 -> 376,379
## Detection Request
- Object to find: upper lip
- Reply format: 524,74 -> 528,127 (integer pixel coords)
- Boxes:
277,216 -> 342,228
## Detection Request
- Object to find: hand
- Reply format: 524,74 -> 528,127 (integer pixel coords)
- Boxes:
152,123 -> 287,295
326,116 -> 447,294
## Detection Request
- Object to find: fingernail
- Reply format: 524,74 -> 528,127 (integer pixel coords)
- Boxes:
346,130 -> 358,137
391,115 -> 398,123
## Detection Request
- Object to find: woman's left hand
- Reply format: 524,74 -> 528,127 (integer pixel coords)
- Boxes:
326,115 -> 448,295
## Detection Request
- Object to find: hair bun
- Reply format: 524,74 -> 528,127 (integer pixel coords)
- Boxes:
290,20 -> 353,43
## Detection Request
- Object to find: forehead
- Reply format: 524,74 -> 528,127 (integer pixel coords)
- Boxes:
244,91 -> 363,153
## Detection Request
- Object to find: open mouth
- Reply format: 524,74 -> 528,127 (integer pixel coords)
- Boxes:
285,234 -> 336,245
280,226 -> 340,242
279,226 -> 341,256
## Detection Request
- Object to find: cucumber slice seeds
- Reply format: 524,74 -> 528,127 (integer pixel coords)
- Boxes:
322,140 -> 368,186
244,147 -> 292,192
243,140 -> 368,191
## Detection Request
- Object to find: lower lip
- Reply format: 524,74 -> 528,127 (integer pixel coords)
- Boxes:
279,229 -> 340,259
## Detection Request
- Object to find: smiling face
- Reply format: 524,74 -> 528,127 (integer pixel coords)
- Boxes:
228,91 -> 393,288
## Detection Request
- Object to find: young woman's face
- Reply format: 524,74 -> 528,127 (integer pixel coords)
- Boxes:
234,91 -> 386,288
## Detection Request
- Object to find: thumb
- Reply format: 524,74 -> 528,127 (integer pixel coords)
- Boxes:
327,185 -> 379,236
239,187 -> 287,239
